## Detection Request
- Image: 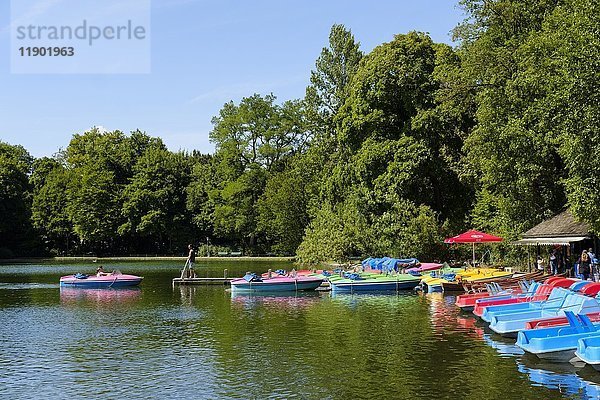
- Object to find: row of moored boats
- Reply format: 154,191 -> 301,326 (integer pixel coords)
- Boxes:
228,257 -> 539,294
456,276 -> 600,369
57,257 -> 539,295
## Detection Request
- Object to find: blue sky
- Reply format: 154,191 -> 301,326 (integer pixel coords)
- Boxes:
0,0 -> 465,158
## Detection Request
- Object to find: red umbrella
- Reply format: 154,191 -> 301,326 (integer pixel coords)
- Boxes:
444,230 -> 503,265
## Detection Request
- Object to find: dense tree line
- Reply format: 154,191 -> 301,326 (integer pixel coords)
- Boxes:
1,0 -> 598,262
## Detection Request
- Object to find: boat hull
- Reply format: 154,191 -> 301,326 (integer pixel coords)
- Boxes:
534,349 -> 579,363
60,274 -> 143,288
440,281 -> 466,292
230,277 -> 323,292
427,284 -> 443,293
517,326 -> 600,362
455,292 -> 496,310
575,336 -> 600,370
330,279 -> 420,293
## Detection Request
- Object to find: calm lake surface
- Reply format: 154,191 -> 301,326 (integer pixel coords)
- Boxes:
1,260 -> 599,399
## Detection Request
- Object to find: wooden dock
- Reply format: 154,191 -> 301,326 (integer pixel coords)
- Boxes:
173,268 -> 233,285
173,277 -> 232,285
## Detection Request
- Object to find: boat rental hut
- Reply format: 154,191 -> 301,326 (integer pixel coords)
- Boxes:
513,210 -> 597,273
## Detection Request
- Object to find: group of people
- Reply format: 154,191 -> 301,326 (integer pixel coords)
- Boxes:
537,247 -> 598,281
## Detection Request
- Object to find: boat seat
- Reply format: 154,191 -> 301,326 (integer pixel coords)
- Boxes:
528,282 -> 540,295
579,314 -> 596,330
528,284 -> 552,301
550,278 -> 579,289
570,281 -> 592,292
563,311 -> 585,333
582,283 -> 600,296
558,294 -> 585,312
559,312 -> 598,334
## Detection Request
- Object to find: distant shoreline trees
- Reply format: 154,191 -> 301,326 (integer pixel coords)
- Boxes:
1,0 -> 599,263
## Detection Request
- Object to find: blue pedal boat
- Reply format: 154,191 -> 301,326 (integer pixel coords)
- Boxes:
476,282 -> 541,307
481,287 -> 570,323
575,335 -> 600,370
488,291 -> 600,337
516,311 -> 600,362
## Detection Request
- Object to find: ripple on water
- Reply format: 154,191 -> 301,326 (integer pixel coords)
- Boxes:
0,282 -> 60,290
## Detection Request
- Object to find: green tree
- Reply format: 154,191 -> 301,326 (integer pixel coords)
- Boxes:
0,142 -> 35,257
524,0 -> 600,231
305,24 -> 363,140
336,32 -> 471,221
212,166 -> 267,250
210,94 -> 309,172
435,0 -> 600,267
200,94 -> 310,252
67,164 -> 121,248
120,147 -> 194,253
257,164 -> 310,254
66,128 -> 163,183
296,203 -> 358,264
30,157 -> 74,255
186,154 -> 217,239
65,128 -> 164,252
298,32 -> 467,263
257,24 -> 364,257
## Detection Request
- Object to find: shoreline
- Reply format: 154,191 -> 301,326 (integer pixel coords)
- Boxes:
0,256 -> 296,263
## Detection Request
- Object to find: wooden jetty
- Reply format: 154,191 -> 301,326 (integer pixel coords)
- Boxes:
173,268 -> 231,285
173,277 -> 231,285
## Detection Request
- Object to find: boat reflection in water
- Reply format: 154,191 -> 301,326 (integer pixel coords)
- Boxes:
230,290 -> 322,311
60,287 -> 141,304
482,333 -> 525,358
428,293 -> 485,339
481,318 -> 600,398
329,291 -> 419,311
483,332 -> 600,398
517,359 -> 600,399
432,294 -> 600,399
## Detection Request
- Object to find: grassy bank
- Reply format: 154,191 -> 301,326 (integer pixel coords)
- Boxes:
0,256 -> 296,264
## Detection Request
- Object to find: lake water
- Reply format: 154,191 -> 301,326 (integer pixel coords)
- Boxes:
1,260 -> 599,399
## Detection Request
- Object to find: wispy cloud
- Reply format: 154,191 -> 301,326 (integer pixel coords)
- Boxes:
2,0 -> 150,35
1,0 -> 64,35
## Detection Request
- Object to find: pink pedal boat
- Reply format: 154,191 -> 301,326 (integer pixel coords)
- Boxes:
60,272 -> 143,288
230,274 -> 323,292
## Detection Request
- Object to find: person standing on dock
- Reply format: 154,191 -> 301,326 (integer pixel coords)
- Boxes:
181,244 -> 197,279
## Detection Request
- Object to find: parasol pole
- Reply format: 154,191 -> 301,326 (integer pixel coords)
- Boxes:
472,243 -> 476,266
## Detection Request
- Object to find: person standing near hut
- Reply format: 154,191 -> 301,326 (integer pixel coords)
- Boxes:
557,246 -> 565,275
589,248 -> 598,281
537,256 -> 546,272
549,250 -> 559,275
578,250 -> 592,281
